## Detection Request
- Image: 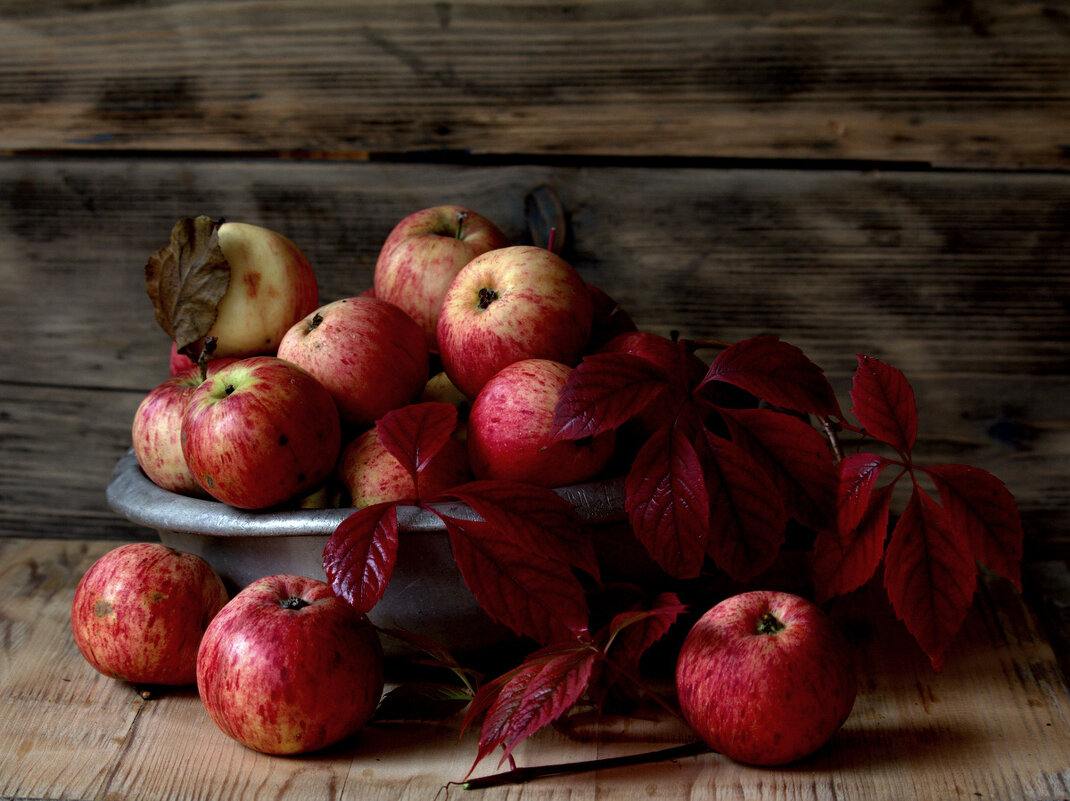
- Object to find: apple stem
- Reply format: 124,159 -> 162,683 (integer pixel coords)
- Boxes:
197,336 -> 218,383
455,209 -> 469,239
757,612 -> 786,635
546,226 -> 557,253
461,741 -> 710,790
280,596 -> 310,611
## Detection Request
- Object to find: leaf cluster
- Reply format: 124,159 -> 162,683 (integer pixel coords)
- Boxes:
322,335 -> 1023,770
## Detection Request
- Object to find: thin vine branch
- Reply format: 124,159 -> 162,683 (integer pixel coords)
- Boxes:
462,740 -> 711,790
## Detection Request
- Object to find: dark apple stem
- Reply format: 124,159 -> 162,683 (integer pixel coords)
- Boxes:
462,741 -> 710,790
455,209 -> 469,239
197,336 -> 217,382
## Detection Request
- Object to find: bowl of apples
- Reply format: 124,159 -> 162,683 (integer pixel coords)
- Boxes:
110,208 -> 643,655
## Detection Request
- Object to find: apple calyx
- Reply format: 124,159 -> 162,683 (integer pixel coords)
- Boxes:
280,596 -> 310,611
478,287 -> 499,310
306,312 -> 324,334
756,612 -> 786,635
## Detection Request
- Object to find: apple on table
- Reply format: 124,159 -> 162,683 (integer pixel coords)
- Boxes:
675,590 -> 858,766
373,205 -> 509,353
197,574 -> 384,755
71,543 -> 229,687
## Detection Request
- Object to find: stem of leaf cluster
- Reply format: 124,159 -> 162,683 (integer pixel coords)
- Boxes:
818,415 -> 844,462
462,741 -> 711,790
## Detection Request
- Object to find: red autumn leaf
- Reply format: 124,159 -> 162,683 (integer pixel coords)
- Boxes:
698,336 -> 842,418
551,352 -> 671,441
445,480 -> 600,580
376,401 -> 458,484
718,406 -> 837,531
701,432 -> 788,582
883,486 -> 978,671
812,482 -> 894,602
603,592 -> 687,676
466,642 -> 599,771
850,355 -> 918,453
925,464 -> 1023,589
323,502 -> 400,613
837,452 -> 897,534
439,515 -> 590,645
624,420 -> 710,579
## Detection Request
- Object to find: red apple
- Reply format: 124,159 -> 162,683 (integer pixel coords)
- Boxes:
169,341 -> 197,376
132,359 -> 235,496
71,543 -> 229,686
467,358 -> 615,487
436,245 -> 594,399
276,296 -> 429,429
373,206 -> 509,352
181,357 -> 341,509
675,590 -> 857,766
196,574 -> 384,755
339,424 -> 471,507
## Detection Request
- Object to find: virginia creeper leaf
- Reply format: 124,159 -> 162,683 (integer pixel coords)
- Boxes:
551,352 -> 670,441
925,464 -> 1023,589
375,682 -> 473,723
445,480 -> 600,580
718,406 -> 837,531
624,420 -> 710,579
376,401 -> 458,485
699,336 -> 842,418
812,482 -> 894,602
469,642 -> 598,770
602,592 -> 687,683
701,432 -> 788,582
144,216 -> 231,353
883,487 -> 977,672
323,502 -> 400,613
851,355 -> 918,453
837,452 -> 897,534
440,516 -> 590,644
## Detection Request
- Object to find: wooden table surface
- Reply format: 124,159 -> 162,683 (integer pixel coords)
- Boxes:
2,1 -> 1069,799
2,536 -> 1069,801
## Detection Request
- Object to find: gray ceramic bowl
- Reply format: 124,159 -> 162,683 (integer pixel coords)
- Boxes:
106,448 -> 628,655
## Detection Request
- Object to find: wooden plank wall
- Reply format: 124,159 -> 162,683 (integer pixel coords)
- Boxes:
1,1 -> 1068,556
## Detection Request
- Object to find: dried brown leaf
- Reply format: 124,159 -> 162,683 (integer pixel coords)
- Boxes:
144,216 -> 231,353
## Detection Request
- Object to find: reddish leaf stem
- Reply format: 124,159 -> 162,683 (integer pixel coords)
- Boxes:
461,740 -> 711,790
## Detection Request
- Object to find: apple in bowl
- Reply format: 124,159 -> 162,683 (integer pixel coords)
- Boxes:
181,357 -> 341,510
373,205 -> 509,352
436,245 -> 593,400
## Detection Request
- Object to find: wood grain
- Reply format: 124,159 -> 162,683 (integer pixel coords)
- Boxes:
1,158 -> 1067,548
1,1 -> 1068,167
1,538 -> 1068,800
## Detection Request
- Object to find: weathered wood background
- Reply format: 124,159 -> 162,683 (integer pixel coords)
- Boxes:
1,0 -> 1068,563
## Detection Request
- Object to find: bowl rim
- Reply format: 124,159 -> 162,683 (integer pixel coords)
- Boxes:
106,448 -> 628,538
